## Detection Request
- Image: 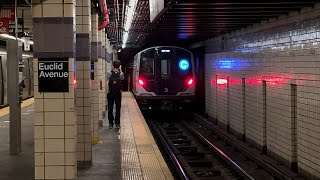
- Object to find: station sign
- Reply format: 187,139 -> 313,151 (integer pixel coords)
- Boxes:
38,58 -> 69,92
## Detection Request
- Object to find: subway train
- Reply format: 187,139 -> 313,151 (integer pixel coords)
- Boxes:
132,46 -> 195,111
0,47 -> 34,107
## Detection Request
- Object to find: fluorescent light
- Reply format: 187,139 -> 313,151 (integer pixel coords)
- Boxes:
122,31 -> 129,48
122,0 -> 139,48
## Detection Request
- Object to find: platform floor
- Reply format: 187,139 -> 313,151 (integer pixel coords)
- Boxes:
0,99 -> 34,180
0,92 -> 172,180
78,92 -> 173,179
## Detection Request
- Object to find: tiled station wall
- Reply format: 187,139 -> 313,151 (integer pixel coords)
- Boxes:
204,5 -> 320,178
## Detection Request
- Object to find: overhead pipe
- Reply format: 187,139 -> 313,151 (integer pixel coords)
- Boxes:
98,0 -> 110,30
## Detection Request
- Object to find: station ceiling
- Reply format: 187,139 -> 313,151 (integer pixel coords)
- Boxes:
107,0 -> 318,50
0,1 -> 317,51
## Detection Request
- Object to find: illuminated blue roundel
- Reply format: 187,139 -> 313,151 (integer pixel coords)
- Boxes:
179,59 -> 189,71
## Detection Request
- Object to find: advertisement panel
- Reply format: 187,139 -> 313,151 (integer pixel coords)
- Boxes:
0,20 -> 9,34
0,8 -> 16,35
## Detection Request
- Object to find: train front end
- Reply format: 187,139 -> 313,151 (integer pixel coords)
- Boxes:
133,46 -> 195,111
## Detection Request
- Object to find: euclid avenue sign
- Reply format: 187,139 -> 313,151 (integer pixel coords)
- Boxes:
38,58 -> 69,92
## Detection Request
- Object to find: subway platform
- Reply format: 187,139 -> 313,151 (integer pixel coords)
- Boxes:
0,92 -> 173,180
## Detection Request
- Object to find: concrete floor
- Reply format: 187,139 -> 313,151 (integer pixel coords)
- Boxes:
78,119 -> 122,180
0,104 -> 34,180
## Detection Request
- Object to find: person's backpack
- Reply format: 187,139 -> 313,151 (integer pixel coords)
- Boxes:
108,70 -> 122,93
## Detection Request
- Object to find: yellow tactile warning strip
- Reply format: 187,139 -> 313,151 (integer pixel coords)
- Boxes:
0,98 -> 34,117
121,92 -> 174,180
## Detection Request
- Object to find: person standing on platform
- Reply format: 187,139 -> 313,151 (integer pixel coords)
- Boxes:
107,60 -> 125,129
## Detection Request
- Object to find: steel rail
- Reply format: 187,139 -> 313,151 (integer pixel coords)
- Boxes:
189,126 -> 255,180
149,120 -> 190,180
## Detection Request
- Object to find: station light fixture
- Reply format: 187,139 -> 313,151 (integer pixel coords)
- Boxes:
217,78 -> 228,85
122,0 -> 138,48
73,76 -> 77,89
122,31 -> 129,48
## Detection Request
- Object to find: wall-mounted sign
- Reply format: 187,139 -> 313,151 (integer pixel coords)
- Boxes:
0,8 -> 14,35
0,8 -> 15,21
38,58 -> 69,92
0,20 -> 9,34
9,18 -> 23,36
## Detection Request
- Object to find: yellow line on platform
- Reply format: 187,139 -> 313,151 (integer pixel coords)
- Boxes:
0,98 -> 34,118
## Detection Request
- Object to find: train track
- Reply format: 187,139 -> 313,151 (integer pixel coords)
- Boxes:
146,112 -> 267,180
146,111 -> 306,180
192,114 -> 305,180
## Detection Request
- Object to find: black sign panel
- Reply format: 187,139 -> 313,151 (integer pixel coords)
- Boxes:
38,58 -> 69,92
91,62 -> 94,80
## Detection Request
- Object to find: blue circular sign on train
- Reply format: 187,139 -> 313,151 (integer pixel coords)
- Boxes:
179,59 -> 189,70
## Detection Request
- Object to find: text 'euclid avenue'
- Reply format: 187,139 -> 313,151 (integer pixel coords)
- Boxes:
38,62 -> 68,78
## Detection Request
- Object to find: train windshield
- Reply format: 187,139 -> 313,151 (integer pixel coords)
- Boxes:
157,47 -> 192,79
139,47 -> 192,80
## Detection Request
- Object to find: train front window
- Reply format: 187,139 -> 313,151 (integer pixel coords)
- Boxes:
140,55 -> 154,78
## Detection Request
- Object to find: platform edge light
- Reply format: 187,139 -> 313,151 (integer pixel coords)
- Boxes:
122,0 -> 139,48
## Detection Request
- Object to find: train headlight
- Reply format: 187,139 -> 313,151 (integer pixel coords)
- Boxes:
138,79 -> 145,86
187,78 -> 194,86
179,59 -> 189,71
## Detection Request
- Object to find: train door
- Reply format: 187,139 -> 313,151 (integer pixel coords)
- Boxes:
139,49 -> 156,93
0,56 -> 3,105
159,57 -> 170,95
158,47 -> 182,95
